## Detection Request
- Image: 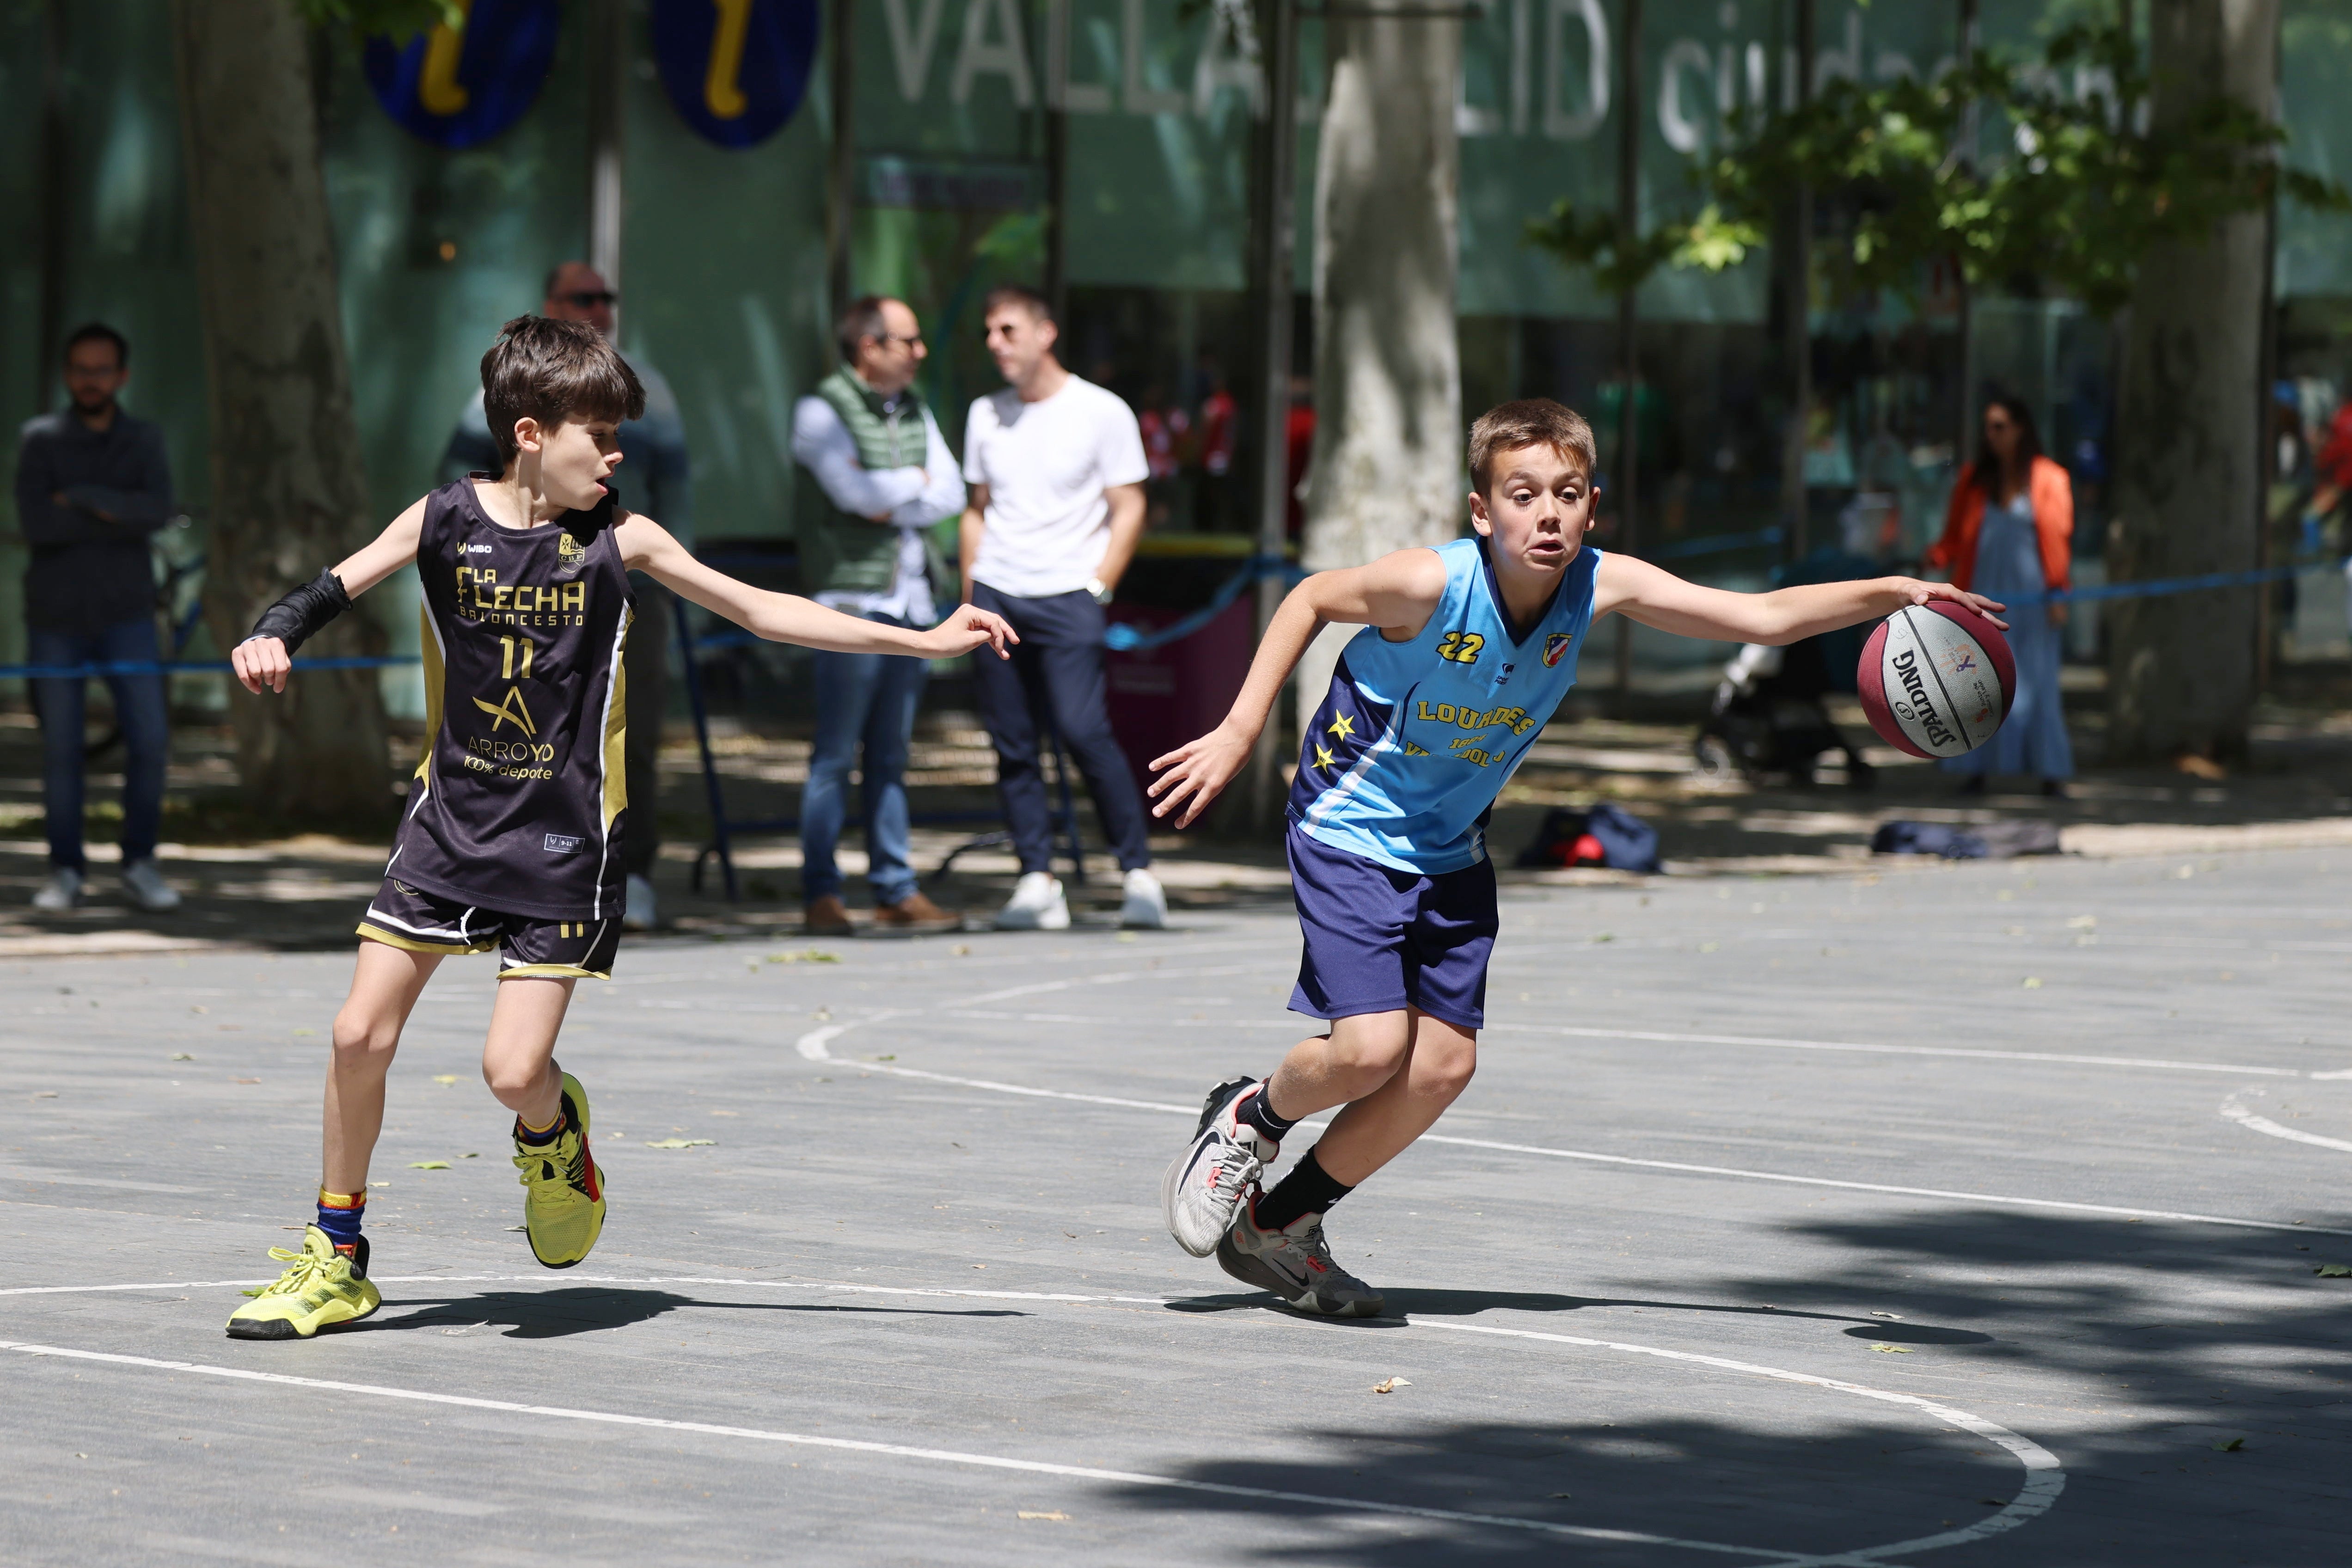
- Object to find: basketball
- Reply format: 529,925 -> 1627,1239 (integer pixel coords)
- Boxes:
1856,601 -> 2015,760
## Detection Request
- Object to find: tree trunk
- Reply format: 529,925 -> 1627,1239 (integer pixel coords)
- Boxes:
1295,0 -> 1463,734
2103,0 -> 2279,765
172,0 -> 391,824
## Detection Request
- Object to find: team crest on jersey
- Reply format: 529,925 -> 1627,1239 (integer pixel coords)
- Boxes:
1543,632 -> 1573,667
557,530 -> 588,570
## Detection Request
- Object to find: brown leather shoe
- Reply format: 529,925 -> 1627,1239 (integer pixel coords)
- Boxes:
873,890 -> 961,934
804,894 -> 856,936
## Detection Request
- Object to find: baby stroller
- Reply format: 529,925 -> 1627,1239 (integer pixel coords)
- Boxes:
1691,545 -> 1877,789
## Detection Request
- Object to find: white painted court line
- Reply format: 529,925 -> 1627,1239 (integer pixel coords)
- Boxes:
2220,1094 -> 2352,1156
933,1008 -> 2330,1078
798,1023 -> 2352,1238
0,1337 -> 1828,1562
0,1271 -> 2063,1564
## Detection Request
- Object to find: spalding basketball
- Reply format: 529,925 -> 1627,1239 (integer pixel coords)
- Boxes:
1857,602 -> 2015,760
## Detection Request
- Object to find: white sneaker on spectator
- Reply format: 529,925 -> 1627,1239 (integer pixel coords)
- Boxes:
1120,866 -> 1167,930
33,868 -> 82,912
624,874 -> 658,932
995,871 -> 1069,931
122,859 -> 181,913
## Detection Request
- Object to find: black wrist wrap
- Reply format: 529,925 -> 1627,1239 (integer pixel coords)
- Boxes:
246,569 -> 352,655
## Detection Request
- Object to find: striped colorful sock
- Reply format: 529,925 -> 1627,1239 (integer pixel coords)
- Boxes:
314,1189 -> 365,1254
515,1107 -> 566,1146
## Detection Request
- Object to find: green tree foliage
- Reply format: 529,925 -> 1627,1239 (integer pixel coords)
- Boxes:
1530,21 -> 2348,316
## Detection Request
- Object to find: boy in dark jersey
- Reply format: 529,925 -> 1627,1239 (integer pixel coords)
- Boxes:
1149,400 -> 2000,1316
224,318 -> 1013,1339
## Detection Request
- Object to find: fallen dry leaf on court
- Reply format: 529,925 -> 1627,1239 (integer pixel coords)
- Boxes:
1372,1378 -> 1413,1393
2212,1436 -> 2245,1452
642,1138 -> 715,1149
2315,1263 -> 2352,1277
767,948 -> 840,965
292,1028 -> 315,1036
1869,1344 -> 1912,1354
1017,1511 -> 1069,1521
432,1075 -> 459,1085
1869,1311 -> 1903,1320
234,1078 -> 259,1085
2066,915 -> 2096,930
951,944 -> 971,956
408,1161 -> 451,1170
169,1053 -> 194,1061
2021,977 -> 2043,989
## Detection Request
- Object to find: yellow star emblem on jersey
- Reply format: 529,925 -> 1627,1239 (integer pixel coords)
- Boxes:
1313,742 -> 1336,770
1325,713 -> 1356,740
473,684 -> 538,737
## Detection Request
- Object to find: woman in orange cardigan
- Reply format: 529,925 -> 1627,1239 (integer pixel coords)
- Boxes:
1925,396 -> 2075,795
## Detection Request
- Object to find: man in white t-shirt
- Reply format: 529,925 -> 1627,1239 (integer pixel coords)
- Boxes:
960,286 -> 1164,931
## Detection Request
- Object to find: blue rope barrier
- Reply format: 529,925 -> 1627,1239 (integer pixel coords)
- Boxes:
1644,526 -> 1785,561
1104,555 -> 1304,653
0,654 -> 420,680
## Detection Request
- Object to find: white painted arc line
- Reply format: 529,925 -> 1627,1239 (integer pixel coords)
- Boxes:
0,1339 -> 1813,1562
0,1274 -> 2062,1564
1490,1023 -> 2310,1078
797,1025 -> 2352,1237
942,1011 -> 2319,1079
2219,1096 -> 2352,1155
1414,1321 -> 2062,1566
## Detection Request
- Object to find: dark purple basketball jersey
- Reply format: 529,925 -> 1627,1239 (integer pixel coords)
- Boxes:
386,479 -> 634,922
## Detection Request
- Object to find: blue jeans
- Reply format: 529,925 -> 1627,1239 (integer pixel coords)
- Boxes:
801,613 -> 927,906
31,617 -> 170,872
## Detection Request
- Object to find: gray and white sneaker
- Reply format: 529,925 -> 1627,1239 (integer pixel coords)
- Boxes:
122,858 -> 181,913
1217,1202 -> 1385,1318
1161,1076 -> 1280,1257
32,867 -> 82,912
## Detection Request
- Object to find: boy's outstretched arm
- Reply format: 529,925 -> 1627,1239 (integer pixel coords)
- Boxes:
1594,553 -> 2008,646
231,497 -> 429,694
620,514 -> 1014,661
1147,547 -> 1447,828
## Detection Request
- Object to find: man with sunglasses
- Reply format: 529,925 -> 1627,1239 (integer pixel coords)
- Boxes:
441,263 -> 692,931
788,296 -> 966,934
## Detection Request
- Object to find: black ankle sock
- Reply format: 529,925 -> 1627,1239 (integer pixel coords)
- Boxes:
1239,1082 -> 1298,1144
1254,1147 -> 1353,1233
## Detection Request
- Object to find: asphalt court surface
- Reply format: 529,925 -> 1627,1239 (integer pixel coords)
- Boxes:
4,849 -> 2350,1565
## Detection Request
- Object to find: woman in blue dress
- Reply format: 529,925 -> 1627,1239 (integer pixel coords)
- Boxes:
1926,396 -> 2076,796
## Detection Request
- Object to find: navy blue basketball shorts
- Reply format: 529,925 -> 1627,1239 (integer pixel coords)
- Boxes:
1286,825 -> 1499,1032
357,874 -> 621,981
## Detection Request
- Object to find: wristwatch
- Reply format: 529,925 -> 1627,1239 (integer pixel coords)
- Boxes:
1086,576 -> 1114,606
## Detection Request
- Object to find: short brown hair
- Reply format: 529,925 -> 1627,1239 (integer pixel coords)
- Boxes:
981,283 -> 1055,328
836,295 -> 894,363
1467,398 -> 1596,492
480,315 -> 645,466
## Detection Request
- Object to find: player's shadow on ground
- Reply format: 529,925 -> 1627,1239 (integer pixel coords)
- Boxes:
369,1287 -> 1027,1339
1165,1287 -> 1990,1343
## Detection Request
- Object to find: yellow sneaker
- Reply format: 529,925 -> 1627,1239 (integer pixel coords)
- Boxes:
514,1071 -> 606,1268
225,1226 -> 381,1340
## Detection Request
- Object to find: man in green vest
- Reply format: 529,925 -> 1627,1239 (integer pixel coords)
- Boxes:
789,297 -> 967,934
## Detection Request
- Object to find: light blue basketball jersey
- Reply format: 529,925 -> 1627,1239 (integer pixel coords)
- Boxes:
1289,537 -> 1600,874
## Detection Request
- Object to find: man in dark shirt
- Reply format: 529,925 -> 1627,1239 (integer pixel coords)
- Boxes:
12,323 -> 180,913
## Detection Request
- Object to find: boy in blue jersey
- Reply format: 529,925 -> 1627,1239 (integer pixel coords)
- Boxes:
1150,399 -> 2002,1315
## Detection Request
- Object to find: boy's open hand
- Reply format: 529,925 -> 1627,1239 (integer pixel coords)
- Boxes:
1147,721 -> 1253,828
919,605 -> 1017,660
231,636 -> 292,694
1894,578 -> 2009,631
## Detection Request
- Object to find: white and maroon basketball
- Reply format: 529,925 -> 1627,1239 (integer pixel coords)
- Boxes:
1857,601 -> 2015,760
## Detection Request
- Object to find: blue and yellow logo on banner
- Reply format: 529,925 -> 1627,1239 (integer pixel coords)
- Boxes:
650,0 -> 820,150
364,0 -> 562,151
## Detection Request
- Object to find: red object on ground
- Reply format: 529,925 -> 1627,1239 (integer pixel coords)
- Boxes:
1104,593 -> 1256,824
1567,833 -> 1605,866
